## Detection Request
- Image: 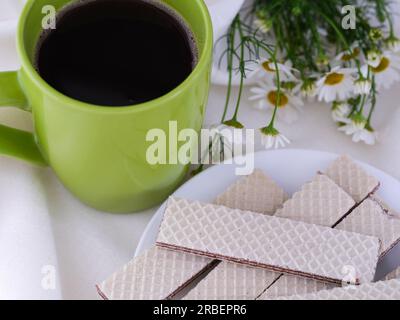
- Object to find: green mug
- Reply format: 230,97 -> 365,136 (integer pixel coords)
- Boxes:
0,0 -> 213,212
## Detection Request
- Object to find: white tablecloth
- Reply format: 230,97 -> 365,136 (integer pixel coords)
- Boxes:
0,0 -> 400,300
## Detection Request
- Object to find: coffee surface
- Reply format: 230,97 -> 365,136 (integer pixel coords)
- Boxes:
35,0 -> 197,106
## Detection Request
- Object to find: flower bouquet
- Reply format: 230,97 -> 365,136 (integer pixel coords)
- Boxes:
213,0 -> 400,152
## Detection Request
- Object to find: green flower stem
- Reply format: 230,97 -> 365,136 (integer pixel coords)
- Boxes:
221,20 -> 236,123
359,66 -> 372,114
268,67 -> 281,127
231,17 -> 246,122
319,11 -> 350,52
256,42 -> 281,128
375,0 -> 394,36
367,76 -> 377,125
307,14 -> 323,56
219,0 -> 394,138
383,6 -> 394,36
355,59 -> 364,79
318,10 -> 365,77
223,16 -> 248,128
358,94 -> 367,115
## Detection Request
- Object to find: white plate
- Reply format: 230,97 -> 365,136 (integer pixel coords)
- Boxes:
135,149 -> 400,280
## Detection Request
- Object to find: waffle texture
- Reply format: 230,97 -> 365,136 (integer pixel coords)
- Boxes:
215,169 -> 288,214
187,174 -> 354,300
336,199 -> 400,257
97,247 -> 213,300
258,274 -> 338,299
259,175 -> 355,299
276,174 -> 355,226
183,170 -> 287,300
98,170 -> 286,300
273,279 -> 400,300
183,261 -> 279,300
325,155 -> 379,203
157,197 -> 380,284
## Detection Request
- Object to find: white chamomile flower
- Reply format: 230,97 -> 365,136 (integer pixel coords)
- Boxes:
331,101 -> 351,122
362,52 -> 400,90
249,81 -> 304,124
339,117 -> 365,135
366,49 -> 382,68
293,78 -> 317,98
335,46 -> 360,62
353,128 -> 378,145
354,78 -> 372,95
338,116 -> 377,145
254,17 -> 272,34
385,36 -> 400,52
316,67 -> 356,103
369,28 -> 383,42
260,127 -> 290,149
204,124 -> 235,163
252,58 -> 297,82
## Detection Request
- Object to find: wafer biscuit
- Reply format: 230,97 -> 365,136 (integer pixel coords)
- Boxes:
256,175 -> 352,299
188,174 -> 354,300
261,195 -> 400,298
215,169 -> 288,214
258,273 -> 338,299
371,195 -> 400,218
272,279 -> 400,300
183,261 -> 280,300
182,171 -> 288,300
325,155 -> 379,202
96,247 -> 215,300
157,197 -> 380,284
276,174 -> 355,226
98,170 -> 286,300
336,199 -> 400,257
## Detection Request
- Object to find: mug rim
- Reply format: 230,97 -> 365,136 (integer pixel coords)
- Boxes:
17,0 -> 213,114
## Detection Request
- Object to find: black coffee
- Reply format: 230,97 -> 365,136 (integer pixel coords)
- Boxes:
35,0 -> 197,106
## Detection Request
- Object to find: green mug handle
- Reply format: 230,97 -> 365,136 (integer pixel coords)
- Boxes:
0,70 -> 47,166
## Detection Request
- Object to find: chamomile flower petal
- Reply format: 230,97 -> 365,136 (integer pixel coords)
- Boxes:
385,36 -> 400,52
317,67 -> 356,103
295,79 -> 318,98
251,58 -> 298,82
354,78 -> 372,95
335,45 -> 360,62
338,116 -> 377,145
362,52 -> 400,90
331,101 -> 351,122
249,81 -> 304,124
274,134 -> 291,148
260,127 -> 290,150
367,49 -> 382,68
204,124 -> 236,163
351,128 -> 377,145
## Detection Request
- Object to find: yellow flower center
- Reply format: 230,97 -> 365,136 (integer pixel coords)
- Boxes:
372,57 -> 390,73
324,72 -> 345,86
341,48 -> 360,61
262,61 -> 275,73
267,91 -> 289,107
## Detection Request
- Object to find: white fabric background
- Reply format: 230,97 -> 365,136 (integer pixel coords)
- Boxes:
0,0 -> 399,300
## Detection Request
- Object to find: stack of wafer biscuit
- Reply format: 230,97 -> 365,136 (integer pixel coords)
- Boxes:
97,155 -> 400,300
